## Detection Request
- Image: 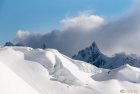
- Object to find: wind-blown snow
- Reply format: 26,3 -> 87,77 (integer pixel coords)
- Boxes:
0,46 -> 140,94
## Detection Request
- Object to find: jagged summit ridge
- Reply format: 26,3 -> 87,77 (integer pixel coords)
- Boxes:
73,42 -> 140,69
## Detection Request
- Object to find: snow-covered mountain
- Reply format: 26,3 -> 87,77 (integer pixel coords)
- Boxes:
0,46 -> 140,94
73,42 -> 140,69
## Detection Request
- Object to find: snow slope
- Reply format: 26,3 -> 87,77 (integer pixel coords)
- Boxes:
0,62 -> 39,94
0,46 -> 140,94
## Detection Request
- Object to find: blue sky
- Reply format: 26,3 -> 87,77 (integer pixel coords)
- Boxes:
0,0 -> 132,44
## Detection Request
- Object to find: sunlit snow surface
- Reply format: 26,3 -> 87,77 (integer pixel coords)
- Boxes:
0,46 -> 140,94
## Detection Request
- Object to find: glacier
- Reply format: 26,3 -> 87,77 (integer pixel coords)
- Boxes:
0,46 -> 140,94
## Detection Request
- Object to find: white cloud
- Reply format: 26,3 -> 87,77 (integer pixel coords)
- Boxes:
61,13 -> 104,31
16,30 -> 31,40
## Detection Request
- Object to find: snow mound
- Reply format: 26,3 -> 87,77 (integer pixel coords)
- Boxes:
0,46 -> 140,94
92,64 -> 140,83
24,48 -> 82,85
112,64 -> 140,83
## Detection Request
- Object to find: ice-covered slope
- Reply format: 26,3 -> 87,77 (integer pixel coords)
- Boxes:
0,46 -> 140,94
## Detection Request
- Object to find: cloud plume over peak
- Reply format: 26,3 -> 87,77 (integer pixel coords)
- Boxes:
13,11 -> 140,57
